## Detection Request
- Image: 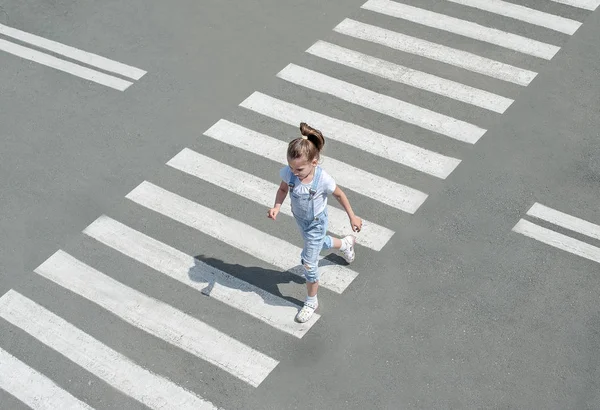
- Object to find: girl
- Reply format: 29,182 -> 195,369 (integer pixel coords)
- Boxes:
267,122 -> 362,323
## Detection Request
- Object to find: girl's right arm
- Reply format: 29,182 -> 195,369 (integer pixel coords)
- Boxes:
267,181 -> 289,220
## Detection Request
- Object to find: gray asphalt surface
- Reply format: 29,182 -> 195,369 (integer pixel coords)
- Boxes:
0,0 -> 599,409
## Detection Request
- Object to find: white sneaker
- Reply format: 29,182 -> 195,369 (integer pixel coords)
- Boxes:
295,301 -> 318,323
339,235 -> 356,263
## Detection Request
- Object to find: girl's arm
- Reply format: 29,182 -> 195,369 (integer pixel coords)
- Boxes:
268,181 -> 289,220
332,186 -> 362,232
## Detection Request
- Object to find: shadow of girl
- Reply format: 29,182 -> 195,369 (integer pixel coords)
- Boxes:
188,254 -> 307,308
187,250 -> 348,308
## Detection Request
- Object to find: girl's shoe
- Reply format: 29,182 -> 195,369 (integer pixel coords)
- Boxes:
295,301 -> 318,323
339,235 -> 356,263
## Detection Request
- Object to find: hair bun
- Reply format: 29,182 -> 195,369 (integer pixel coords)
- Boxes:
299,122 -> 311,137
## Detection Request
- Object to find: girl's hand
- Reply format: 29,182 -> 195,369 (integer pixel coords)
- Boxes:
268,208 -> 279,220
350,215 -> 362,233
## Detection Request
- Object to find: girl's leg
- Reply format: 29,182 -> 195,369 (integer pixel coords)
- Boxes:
306,280 -> 318,297
323,234 -> 356,264
318,210 -> 350,251
296,259 -> 320,323
328,237 -> 343,249
318,211 -> 356,264
295,219 -> 325,323
301,281 -> 319,322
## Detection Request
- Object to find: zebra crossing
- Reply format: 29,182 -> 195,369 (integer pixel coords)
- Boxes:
2,0 -> 597,408
0,22 -> 146,91
332,18 -> 538,85
513,203 -> 600,265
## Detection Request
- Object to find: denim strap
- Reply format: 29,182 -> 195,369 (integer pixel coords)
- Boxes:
308,166 -> 321,198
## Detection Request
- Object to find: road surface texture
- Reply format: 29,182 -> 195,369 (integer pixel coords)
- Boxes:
0,0 -> 599,409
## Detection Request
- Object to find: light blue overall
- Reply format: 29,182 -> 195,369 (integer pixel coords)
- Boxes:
287,166 -> 333,283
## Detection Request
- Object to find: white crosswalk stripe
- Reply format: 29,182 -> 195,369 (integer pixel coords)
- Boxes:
361,0 -> 560,60
526,203 -> 600,241
126,181 -> 360,294
83,214 -> 321,338
0,347 -> 94,410
513,219 -> 600,264
34,250 -> 279,387
4,0 -> 597,405
333,19 -> 537,86
550,0 -> 599,10
513,203 -> 600,264
306,40 -> 513,113
240,92 -> 461,179
0,22 -> 145,90
204,119 -> 428,213
0,290 -> 219,409
277,64 -> 487,143
446,0 -> 582,35
167,148 -> 394,251
0,39 -> 134,91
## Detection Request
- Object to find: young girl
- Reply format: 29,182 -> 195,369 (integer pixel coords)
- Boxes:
267,122 -> 362,323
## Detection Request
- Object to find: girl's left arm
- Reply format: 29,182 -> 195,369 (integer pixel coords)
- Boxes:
332,186 -> 363,232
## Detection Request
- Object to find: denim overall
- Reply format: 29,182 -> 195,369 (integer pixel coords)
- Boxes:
287,166 -> 333,283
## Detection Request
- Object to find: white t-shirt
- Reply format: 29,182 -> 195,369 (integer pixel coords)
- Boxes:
280,166 -> 336,216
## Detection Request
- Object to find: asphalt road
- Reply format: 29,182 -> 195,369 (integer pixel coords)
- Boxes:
0,0 -> 599,409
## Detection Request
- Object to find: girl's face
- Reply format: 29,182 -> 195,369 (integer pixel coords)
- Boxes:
288,156 -> 317,180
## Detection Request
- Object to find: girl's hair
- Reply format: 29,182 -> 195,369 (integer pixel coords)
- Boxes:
287,122 -> 325,162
